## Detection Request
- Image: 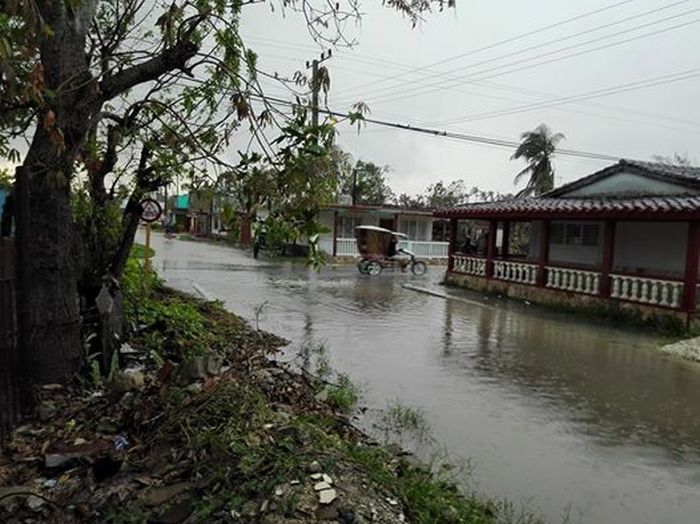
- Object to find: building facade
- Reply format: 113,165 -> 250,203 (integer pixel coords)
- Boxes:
435,160 -> 700,328
317,204 -> 450,259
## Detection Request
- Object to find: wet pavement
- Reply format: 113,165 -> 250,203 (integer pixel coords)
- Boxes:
145,232 -> 700,524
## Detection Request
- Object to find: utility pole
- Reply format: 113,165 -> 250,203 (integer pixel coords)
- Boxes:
306,50 -> 332,128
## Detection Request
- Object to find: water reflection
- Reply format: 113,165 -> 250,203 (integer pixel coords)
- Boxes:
441,297 -> 700,460
149,232 -> 700,523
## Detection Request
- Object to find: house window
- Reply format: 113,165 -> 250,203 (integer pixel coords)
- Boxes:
551,223 -> 599,246
399,219 -> 428,241
432,220 -> 449,242
338,216 -> 362,238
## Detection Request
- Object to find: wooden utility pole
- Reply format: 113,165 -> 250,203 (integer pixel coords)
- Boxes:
306,50 -> 332,129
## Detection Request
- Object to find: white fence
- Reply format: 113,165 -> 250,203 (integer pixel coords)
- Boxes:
326,238 -> 448,259
494,260 -> 539,285
546,267 -> 600,295
452,255 -> 486,276
610,274 -> 683,308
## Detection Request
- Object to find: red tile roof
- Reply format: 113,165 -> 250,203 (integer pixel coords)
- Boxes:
435,195 -> 700,219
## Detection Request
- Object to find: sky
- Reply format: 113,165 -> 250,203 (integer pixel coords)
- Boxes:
239,0 -> 700,196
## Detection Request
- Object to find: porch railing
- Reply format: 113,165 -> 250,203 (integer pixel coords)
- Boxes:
453,255 -> 486,276
494,260 -> 538,285
546,266 -> 601,295
610,274 -> 683,308
447,254 -> 687,310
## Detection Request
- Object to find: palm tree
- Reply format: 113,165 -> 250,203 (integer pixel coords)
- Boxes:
511,124 -> 565,197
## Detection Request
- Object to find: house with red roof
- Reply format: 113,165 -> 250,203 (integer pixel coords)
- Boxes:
435,160 -> 700,329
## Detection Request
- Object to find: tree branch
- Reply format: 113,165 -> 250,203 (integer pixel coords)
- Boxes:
99,39 -> 199,101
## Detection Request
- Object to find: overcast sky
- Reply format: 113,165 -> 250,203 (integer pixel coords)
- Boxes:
240,0 -> 700,196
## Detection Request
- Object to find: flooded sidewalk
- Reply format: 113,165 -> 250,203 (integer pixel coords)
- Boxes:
147,232 -> 700,524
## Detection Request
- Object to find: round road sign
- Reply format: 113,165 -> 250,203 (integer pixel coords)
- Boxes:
139,198 -> 162,223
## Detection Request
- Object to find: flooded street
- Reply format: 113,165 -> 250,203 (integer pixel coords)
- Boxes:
147,233 -> 700,524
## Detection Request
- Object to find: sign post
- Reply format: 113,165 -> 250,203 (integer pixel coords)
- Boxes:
139,198 -> 162,277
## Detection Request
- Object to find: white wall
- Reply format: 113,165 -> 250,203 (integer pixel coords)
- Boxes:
613,221 -> 688,277
562,171 -> 699,197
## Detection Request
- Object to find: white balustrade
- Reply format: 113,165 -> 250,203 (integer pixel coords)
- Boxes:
610,274 -> 683,308
402,241 -> 449,259
494,260 -> 538,285
334,238 -> 359,256
452,255 -> 486,276
330,238 -> 449,258
546,266 -> 601,295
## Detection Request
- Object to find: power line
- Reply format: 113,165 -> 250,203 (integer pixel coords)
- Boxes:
333,0 -> 639,101
251,94 -> 629,162
254,44 -> 700,135
363,9 -> 700,106
334,0 -> 693,103
429,67 -> 700,126
247,33 -> 700,131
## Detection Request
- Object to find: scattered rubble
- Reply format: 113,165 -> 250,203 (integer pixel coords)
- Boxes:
0,288 -> 503,523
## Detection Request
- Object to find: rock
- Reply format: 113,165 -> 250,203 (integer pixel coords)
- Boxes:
386,497 -> 399,506
27,495 -> 45,511
41,383 -> 63,391
314,389 -> 329,402
177,356 -> 222,384
260,499 -> 270,513
73,437 -> 87,446
337,506 -> 359,524
145,482 -> 192,507
152,498 -> 194,524
310,473 -> 323,480
290,479 -> 300,485
96,420 -> 118,434
314,481 -> 332,491
37,401 -> 57,422
309,460 -> 322,473
110,369 -> 146,392
274,486 -> 285,497
322,473 -> 333,485
318,488 -> 337,505
45,453 -> 75,469
241,500 -> 258,517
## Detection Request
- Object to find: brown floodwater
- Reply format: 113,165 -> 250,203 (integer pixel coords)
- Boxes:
147,232 -> 700,523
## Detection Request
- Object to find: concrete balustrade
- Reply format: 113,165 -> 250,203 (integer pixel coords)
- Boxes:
452,255 -> 486,276
546,267 -> 601,295
494,260 -> 538,285
610,274 -> 683,308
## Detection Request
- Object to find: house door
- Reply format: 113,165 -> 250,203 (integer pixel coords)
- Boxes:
379,218 -> 395,231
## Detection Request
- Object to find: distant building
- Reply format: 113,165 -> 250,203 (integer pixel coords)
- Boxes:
317,204 -> 450,259
436,159 -> 700,328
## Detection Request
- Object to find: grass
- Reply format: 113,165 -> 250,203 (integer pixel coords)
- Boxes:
131,242 -> 155,259
324,373 -> 360,413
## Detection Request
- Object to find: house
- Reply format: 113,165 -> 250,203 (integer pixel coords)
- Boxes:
317,204 -> 450,259
435,159 -> 700,328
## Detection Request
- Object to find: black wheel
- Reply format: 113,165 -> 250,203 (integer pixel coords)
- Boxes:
357,258 -> 370,274
366,260 -> 383,276
411,261 -> 427,276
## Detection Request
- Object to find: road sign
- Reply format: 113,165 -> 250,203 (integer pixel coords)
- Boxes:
139,198 -> 162,223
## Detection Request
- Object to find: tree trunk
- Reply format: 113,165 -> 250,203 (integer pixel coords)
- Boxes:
15,0 -> 97,384
16,160 -> 82,384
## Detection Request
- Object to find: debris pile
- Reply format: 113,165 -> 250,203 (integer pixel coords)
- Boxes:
0,291 -> 499,523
